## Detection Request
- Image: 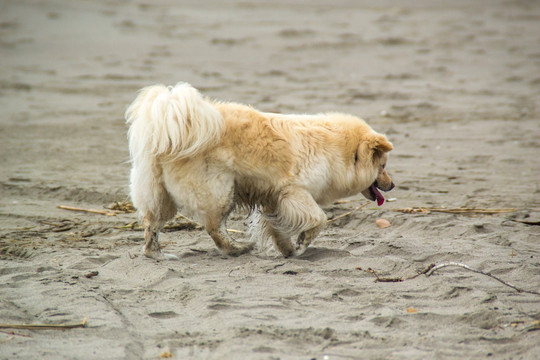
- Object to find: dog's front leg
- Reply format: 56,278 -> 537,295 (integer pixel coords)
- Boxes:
269,227 -> 296,258
295,221 -> 325,255
268,186 -> 327,257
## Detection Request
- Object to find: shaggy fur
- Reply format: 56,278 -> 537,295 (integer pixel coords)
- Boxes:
126,82 -> 394,260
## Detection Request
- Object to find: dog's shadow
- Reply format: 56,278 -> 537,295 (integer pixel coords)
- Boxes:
178,246 -> 350,262
294,247 -> 351,262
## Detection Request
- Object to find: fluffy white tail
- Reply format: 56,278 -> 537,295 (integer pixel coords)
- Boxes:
125,82 -> 224,163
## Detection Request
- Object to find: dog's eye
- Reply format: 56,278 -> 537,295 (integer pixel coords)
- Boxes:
382,164 -> 386,169
354,152 -> 358,163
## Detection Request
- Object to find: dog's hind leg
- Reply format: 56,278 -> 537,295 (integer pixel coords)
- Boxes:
267,186 -> 327,257
142,208 -> 178,261
205,212 -> 254,256
196,176 -> 254,256
131,164 -> 178,260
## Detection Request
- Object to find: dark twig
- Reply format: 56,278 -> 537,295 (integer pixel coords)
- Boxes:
327,202 -> 370,223
359,263 -> 436,283
364,267 -> 403,282
359,262 -> 539,295
0,329 -> 32,338
425,262 -> 540,295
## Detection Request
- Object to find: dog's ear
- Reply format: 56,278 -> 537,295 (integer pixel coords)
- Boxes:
356,134 -> 392,165
367,134 -> 393,153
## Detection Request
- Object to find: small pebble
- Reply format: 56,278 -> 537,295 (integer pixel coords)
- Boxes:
375,218 -> 391,228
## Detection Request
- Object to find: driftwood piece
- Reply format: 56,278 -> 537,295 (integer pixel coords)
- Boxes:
393,207 -> 516,215
0,318 -> 88,330
57,205 -> 118,216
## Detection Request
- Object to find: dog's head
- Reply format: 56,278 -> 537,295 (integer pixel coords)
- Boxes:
358,134 -> 395,206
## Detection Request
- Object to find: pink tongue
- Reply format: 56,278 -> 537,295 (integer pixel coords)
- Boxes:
371,184 -> 385,206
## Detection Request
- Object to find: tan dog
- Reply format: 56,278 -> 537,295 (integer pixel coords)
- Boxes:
126,83 -> 394,260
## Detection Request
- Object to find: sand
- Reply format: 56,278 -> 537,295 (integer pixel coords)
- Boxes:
1,0 -> 539,359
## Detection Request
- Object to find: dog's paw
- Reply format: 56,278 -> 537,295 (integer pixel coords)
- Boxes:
143,247 -> 179,261
145,252 -> 179,261
161,252 -> 179,261
293,243 -> 309,257
226,241 -> 254,256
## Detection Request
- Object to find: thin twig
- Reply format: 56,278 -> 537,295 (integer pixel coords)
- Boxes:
328,202 -> 371,224
512,219 -> 540,226
360,264 -> 436,283
394,207 -> 516,215
524,321 -> 540,332
406,263 -> 437,280
0,329 -> 31,338
333,199 -> 355,205
359,262 -> 539,295
115,221 -> 140,230
364,267 -> 403,282
173,215 -> 247,233
0,318 -> 87,330
426,262 -> 540,295
57,205 -> 118,216
227,228 -> 246,234
264,263 -> 286,273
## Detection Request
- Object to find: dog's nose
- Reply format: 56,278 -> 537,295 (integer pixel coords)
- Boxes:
390,182 -> 395,191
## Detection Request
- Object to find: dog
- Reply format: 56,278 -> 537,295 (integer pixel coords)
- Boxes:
125,82 -> 394,260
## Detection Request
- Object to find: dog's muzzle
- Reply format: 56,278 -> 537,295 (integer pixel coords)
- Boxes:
365,181 -> 395,206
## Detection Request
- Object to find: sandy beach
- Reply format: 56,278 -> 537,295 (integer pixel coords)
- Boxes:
1,0 -> 539,359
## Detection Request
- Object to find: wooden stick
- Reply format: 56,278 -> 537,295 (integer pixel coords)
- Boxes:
115,221 -> 140,230
512,219 -> 540,226
57,205 -> 118,216
327,201 -> 370,223
393,207 -> 516,215
333,199 -> 353,204
226,228 -> 246,234
0,318 -> 88,330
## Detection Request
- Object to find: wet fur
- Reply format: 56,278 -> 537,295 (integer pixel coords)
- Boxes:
126,82 -> 394,259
